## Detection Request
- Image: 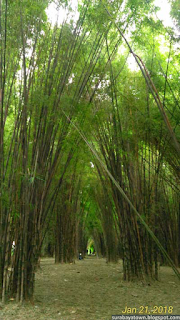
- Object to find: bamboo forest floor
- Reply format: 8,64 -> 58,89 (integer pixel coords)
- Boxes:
1,256 -> 180,320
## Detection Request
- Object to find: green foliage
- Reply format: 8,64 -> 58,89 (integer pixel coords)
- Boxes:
170,0 -> 180,28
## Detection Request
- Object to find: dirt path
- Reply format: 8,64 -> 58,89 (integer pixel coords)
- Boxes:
1,256 -> 180,320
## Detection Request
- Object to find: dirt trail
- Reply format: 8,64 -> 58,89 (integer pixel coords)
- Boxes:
1,256 -> 180,320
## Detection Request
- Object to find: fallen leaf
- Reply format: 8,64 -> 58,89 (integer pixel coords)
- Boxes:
131,293 -> 138,297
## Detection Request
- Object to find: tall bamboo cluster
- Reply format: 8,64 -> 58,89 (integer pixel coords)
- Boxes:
90,51 -> 180,279
0,0 -> 113,301
94,169 -> 119,263
55,163 -> 82,263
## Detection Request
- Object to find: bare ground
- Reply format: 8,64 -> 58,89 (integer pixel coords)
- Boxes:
0,256 -> 180,320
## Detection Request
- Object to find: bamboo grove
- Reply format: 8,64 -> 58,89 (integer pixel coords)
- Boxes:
0,0 -> 180,302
